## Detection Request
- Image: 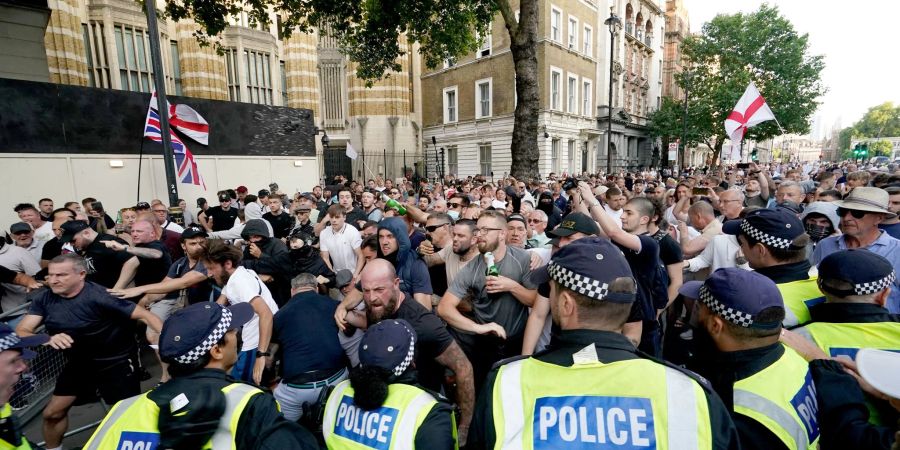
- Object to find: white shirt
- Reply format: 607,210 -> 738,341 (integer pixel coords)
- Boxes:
604,205 -> 623,229
162,220 -> 185,233
686,234 -> 750,273
34,221 -> 53,244
222,266 -> 279,352
0,243 -> 40,314
319,224 -> 362,273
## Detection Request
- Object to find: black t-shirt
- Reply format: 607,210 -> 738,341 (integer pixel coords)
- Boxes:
204,206 -> 239,231
0,265 -> 15,284
84,235 -> 134,288
345,208 -> 368,230
652,229 -> 684,266
615,235 -> 662,323
134,240 -> 172,288
41,237 -> 64,261
392,298 -> 455,392
167,257 -> 214,304
263,211 -> 294,239
29,281 -> 137,361
273,291 -> 346,380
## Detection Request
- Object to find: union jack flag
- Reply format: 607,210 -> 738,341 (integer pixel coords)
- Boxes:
143,98 -> 206,189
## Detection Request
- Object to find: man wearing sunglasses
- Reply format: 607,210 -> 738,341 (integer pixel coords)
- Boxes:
812,187 -> 900,314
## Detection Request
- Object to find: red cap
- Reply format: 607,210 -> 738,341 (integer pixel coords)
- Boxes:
236,186 -> 248,193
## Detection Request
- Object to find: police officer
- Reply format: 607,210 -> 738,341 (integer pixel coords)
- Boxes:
322,319 -> 458,450
722,208 -> 822,327
0,323 -> 48,449
469,237 -> 740,450
793,249 -> 899,425
682,268 -> 821,450
84,302 -> 318,449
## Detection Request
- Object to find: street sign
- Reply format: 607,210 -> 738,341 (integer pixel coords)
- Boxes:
668,142 -> 678,161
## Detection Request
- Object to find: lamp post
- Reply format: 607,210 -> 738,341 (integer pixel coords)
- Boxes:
680,69 -> 691,172
604,12 -> 622,175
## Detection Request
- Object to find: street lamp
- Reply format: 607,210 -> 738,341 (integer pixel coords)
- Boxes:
604,12 -> 622,175
680,69 -> 692,172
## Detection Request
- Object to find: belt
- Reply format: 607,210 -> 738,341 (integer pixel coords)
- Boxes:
285,367 -> 347,389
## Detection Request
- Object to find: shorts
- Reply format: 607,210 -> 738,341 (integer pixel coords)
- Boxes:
231,349 -> 256,383
54,355 -> 140,405
149,298 -> 180,325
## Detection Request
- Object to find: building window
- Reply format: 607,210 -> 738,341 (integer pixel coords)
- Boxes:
550,67 -> 561,110
84,21 -> 111,88
551,139 -> 560,174
224,48 -> 240,101
582,79 -> 592,116
244,50 -> 273,105
82,24 -> 96,87
568,140 -> 576,172
114,24 -> 153,92
550,6 -> 562,43
568,16 -> 578,50
170,41 -> 182,96
443,57 -> 456,69
583,25 -> 593,56
567,74 -> 578,113
280,60 -> 287,106
476,31 -> 492,58
475,78 -> 492,119
443,86 -> 458,123
479,143 -> 492,175
319,62 -> 345,127
447,145 -> 458,176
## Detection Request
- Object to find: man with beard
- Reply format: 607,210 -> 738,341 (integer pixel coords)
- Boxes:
438,210 -> 538,388
360,190 -> 383,227
416,213 -> 454,301
240,219 -> 292,305
355,259 -> 475,445
59,220 -> 137,289
206,241 -> 278,384
373,217 -> 433,309
420,219 -> 479,287
742,162 -> 771,208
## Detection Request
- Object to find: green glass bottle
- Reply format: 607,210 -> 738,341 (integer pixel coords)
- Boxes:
381,193 -> 407,216
485,252 -> 500,277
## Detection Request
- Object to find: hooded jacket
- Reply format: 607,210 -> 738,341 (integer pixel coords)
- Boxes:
241,219 -> 291,305
377,217 -> 431,297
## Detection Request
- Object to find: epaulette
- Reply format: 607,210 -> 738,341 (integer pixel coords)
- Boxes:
634,349 -> 713,391
490,354 -> 531,371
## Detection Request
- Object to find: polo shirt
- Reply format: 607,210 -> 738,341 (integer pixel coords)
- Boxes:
811,231 -> 900,313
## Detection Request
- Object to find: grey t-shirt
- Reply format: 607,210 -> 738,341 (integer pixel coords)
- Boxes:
448,246 -> 537,339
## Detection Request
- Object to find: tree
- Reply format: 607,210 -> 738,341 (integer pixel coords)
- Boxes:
166,0 -> 543,179
853,102 -> 900,138
647,89 -> 707,167
673,4 -> 825,165
838,126 -> 857,152
870,140 -> 892,157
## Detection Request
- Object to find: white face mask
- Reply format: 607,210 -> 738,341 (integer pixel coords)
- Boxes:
447,210 -> 460,220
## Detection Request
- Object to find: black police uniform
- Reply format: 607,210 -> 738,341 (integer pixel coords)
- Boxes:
754,260 -> 813,285
469,329 -> 742,450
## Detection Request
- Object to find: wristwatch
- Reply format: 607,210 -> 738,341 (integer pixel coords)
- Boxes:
255,350 -> 270,358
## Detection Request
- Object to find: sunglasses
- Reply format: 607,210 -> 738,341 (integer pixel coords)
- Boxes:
425,223 -> 449,232
448,202 -> 462,208
837,207 -> 868,219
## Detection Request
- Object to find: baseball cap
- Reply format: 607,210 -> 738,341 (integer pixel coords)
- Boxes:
236,186 -> 248,194
722,208 -> 805,250
530,236 -> 635,303
0,323 -> 49,359
257,189 -> 270,198
180,226 -> 208,240
10,222 -> 32,234
817,249 -> 895,298
160,302 -> 254,364
135,201 -> 151,210
59,221 -> 90,243
217,193 -> 230,203
507,213 -> 527,226
679,268 -> 784,329
358,319 -> 417,376
548,212 -> 600,237
856,349 -> 900,399
335,269 -> 354,288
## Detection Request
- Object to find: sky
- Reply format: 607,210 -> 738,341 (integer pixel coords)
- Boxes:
686,0 -> 900,139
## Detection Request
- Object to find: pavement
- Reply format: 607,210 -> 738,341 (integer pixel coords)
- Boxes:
21,350 -> 162,449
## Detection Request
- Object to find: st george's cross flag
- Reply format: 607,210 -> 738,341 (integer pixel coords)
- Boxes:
143,91 -> 206,188
148,91 -> 210,145
724,82 -> 776,144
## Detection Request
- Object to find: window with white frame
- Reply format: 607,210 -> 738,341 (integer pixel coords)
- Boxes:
582,79 -> 592,116
583,25 -> 593,56
443,86 -> 458,123
83,22 -> 111,88
476,30 -> 492,58
114,24 -> 153,92
443,57 -> 456,69
568,16 -> 578,50
475,78 -> 492,119
224,48 -> 240,101
568,140 -> 576,172
170,41 -> 182,95
280,60 -> 287,106
550,7 -> 562,43
550,68 -> 561,110
244,49 -> 273,105
567,74 -> 578,113
551,139 -> 560,174
479,143 -> 492,175
447,146 -> 458,176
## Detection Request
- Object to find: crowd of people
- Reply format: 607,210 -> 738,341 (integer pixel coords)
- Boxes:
0,160 -> 899,449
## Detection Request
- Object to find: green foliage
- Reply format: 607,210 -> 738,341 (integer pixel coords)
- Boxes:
870,140 -> 892,157
677,4 -> 825,163
165,0 -> 497,84
838,126 -> 857,151
853,102 -> 900,138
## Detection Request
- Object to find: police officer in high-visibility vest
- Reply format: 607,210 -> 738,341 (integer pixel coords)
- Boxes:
0,323 -> 48,450
793,249 -> 899,425
722,208 -> 823,327
468,237 -> 741,450
322,319 -> 458,449
84,302 -> 318,449
681,268 -> 822,450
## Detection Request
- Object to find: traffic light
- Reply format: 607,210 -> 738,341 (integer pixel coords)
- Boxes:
751,148 -> 758,161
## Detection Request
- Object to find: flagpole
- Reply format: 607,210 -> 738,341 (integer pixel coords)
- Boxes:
145,0 -> 182,224
137,139 -> 144,203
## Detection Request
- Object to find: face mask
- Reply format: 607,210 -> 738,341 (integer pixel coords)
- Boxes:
805,223 -> 832,242
447,210 -> 460,220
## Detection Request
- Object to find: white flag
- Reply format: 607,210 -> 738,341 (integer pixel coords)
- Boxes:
346,143 -> 358,160
724,82 -> 776,143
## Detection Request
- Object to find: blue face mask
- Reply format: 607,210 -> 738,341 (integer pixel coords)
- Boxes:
447,210 -> 460,220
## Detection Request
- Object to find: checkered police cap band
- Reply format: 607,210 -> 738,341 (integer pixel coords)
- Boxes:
393,323 -> 416,377
699,285 -> 754,328
740,220 -> 794,250
855,271 -> 896,296
0,334 -> 21,353
175,307 -> 233,364
548,262 -> 610,301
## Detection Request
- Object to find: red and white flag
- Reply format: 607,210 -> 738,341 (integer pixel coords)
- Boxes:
724,82 -> 776,143
148,90 -> 210,145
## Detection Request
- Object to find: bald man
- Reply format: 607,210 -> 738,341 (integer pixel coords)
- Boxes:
678,201 -> 722,258
341,259 -> 476,444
